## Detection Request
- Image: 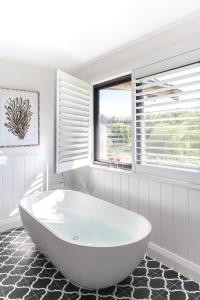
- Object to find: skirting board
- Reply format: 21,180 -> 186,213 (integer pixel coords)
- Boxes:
148,242 -> 200,284
0,216 -> 22,232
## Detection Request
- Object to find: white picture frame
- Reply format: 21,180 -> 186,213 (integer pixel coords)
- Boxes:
0,87 -> 40,147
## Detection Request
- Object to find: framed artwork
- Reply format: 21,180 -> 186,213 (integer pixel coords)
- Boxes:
0,87 -> 40,147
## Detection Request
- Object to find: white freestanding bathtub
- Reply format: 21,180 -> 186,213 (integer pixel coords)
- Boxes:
19,190 -> 151,289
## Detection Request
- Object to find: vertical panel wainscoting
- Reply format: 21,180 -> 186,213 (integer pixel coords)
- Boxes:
0,153 -> 54,232
73,166 -> 200,283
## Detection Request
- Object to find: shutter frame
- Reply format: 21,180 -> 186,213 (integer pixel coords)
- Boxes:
134,62 -> 200,171
56,70 -> 91,173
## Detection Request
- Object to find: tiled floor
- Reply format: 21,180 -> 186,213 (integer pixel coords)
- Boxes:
0,227 -> 199,300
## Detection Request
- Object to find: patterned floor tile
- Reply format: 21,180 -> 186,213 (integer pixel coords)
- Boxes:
8,287 -> 30,299
0,286 -> 5,298
133,287 -> 150,299
0,227 -> 199,300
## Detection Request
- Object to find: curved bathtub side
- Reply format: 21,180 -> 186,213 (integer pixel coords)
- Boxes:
19,205 -> 150,289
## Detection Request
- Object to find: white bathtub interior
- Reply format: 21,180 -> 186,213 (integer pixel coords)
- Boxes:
21,190 -> 151,247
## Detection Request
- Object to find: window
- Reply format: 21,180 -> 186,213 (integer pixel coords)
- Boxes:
135,62 -> 200,172
93,56 -> 200,182
94,75 -> 132,169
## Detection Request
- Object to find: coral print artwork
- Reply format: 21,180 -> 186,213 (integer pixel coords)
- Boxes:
0,88 -> 39,147
4,98 -> 33,140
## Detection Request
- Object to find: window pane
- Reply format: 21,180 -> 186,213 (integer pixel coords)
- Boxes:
96,79 -> 132,168
136,63 -> 200,171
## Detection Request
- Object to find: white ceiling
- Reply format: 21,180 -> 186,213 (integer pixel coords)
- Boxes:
0,0 -> 200,71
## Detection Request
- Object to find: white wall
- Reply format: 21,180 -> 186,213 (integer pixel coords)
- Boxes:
0,59 -> 60,230
72,15 -> 200,283
73,14 -> 200,83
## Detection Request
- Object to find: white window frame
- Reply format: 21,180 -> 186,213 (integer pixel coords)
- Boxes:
132,49 -> 200,184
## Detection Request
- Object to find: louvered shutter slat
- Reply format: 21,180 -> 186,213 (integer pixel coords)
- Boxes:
56,70 -> 91,172
135,63 -> 200,171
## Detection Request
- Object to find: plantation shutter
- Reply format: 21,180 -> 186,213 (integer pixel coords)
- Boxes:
134,62 -> 200,171
56,70 -> 91,173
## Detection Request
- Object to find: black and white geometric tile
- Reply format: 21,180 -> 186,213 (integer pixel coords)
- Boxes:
0,227 -> 199,300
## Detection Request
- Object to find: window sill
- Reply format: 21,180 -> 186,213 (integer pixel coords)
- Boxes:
90,163 -> 200,191
90,162 -> 132,175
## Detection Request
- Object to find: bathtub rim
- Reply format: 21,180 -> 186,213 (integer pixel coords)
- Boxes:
19,189 -> 152,249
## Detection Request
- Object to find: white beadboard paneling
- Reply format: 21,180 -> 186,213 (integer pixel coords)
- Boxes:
0,158 -> 3,220
13,156 -> 25,217
128,175 -> 139,212
97,169 -> 105,200
3,157 -> 14,219
0,156 -> 8,219
120,174 -> 129,208
104,171 -> 113,203
46,153 -> 60,191
160,183 -> 174,252
0,154 -> 52,228
34,155 -> 45,191
73,166 -> 200,282
24,155 -> 35,196
72,166 -> 88,193
89,167 -> 99,196
174,186 -> 189,259
138,178 -> 149,218
188,189 -> 200,265
112,172 -> 121,206
149,181 -> 161,245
